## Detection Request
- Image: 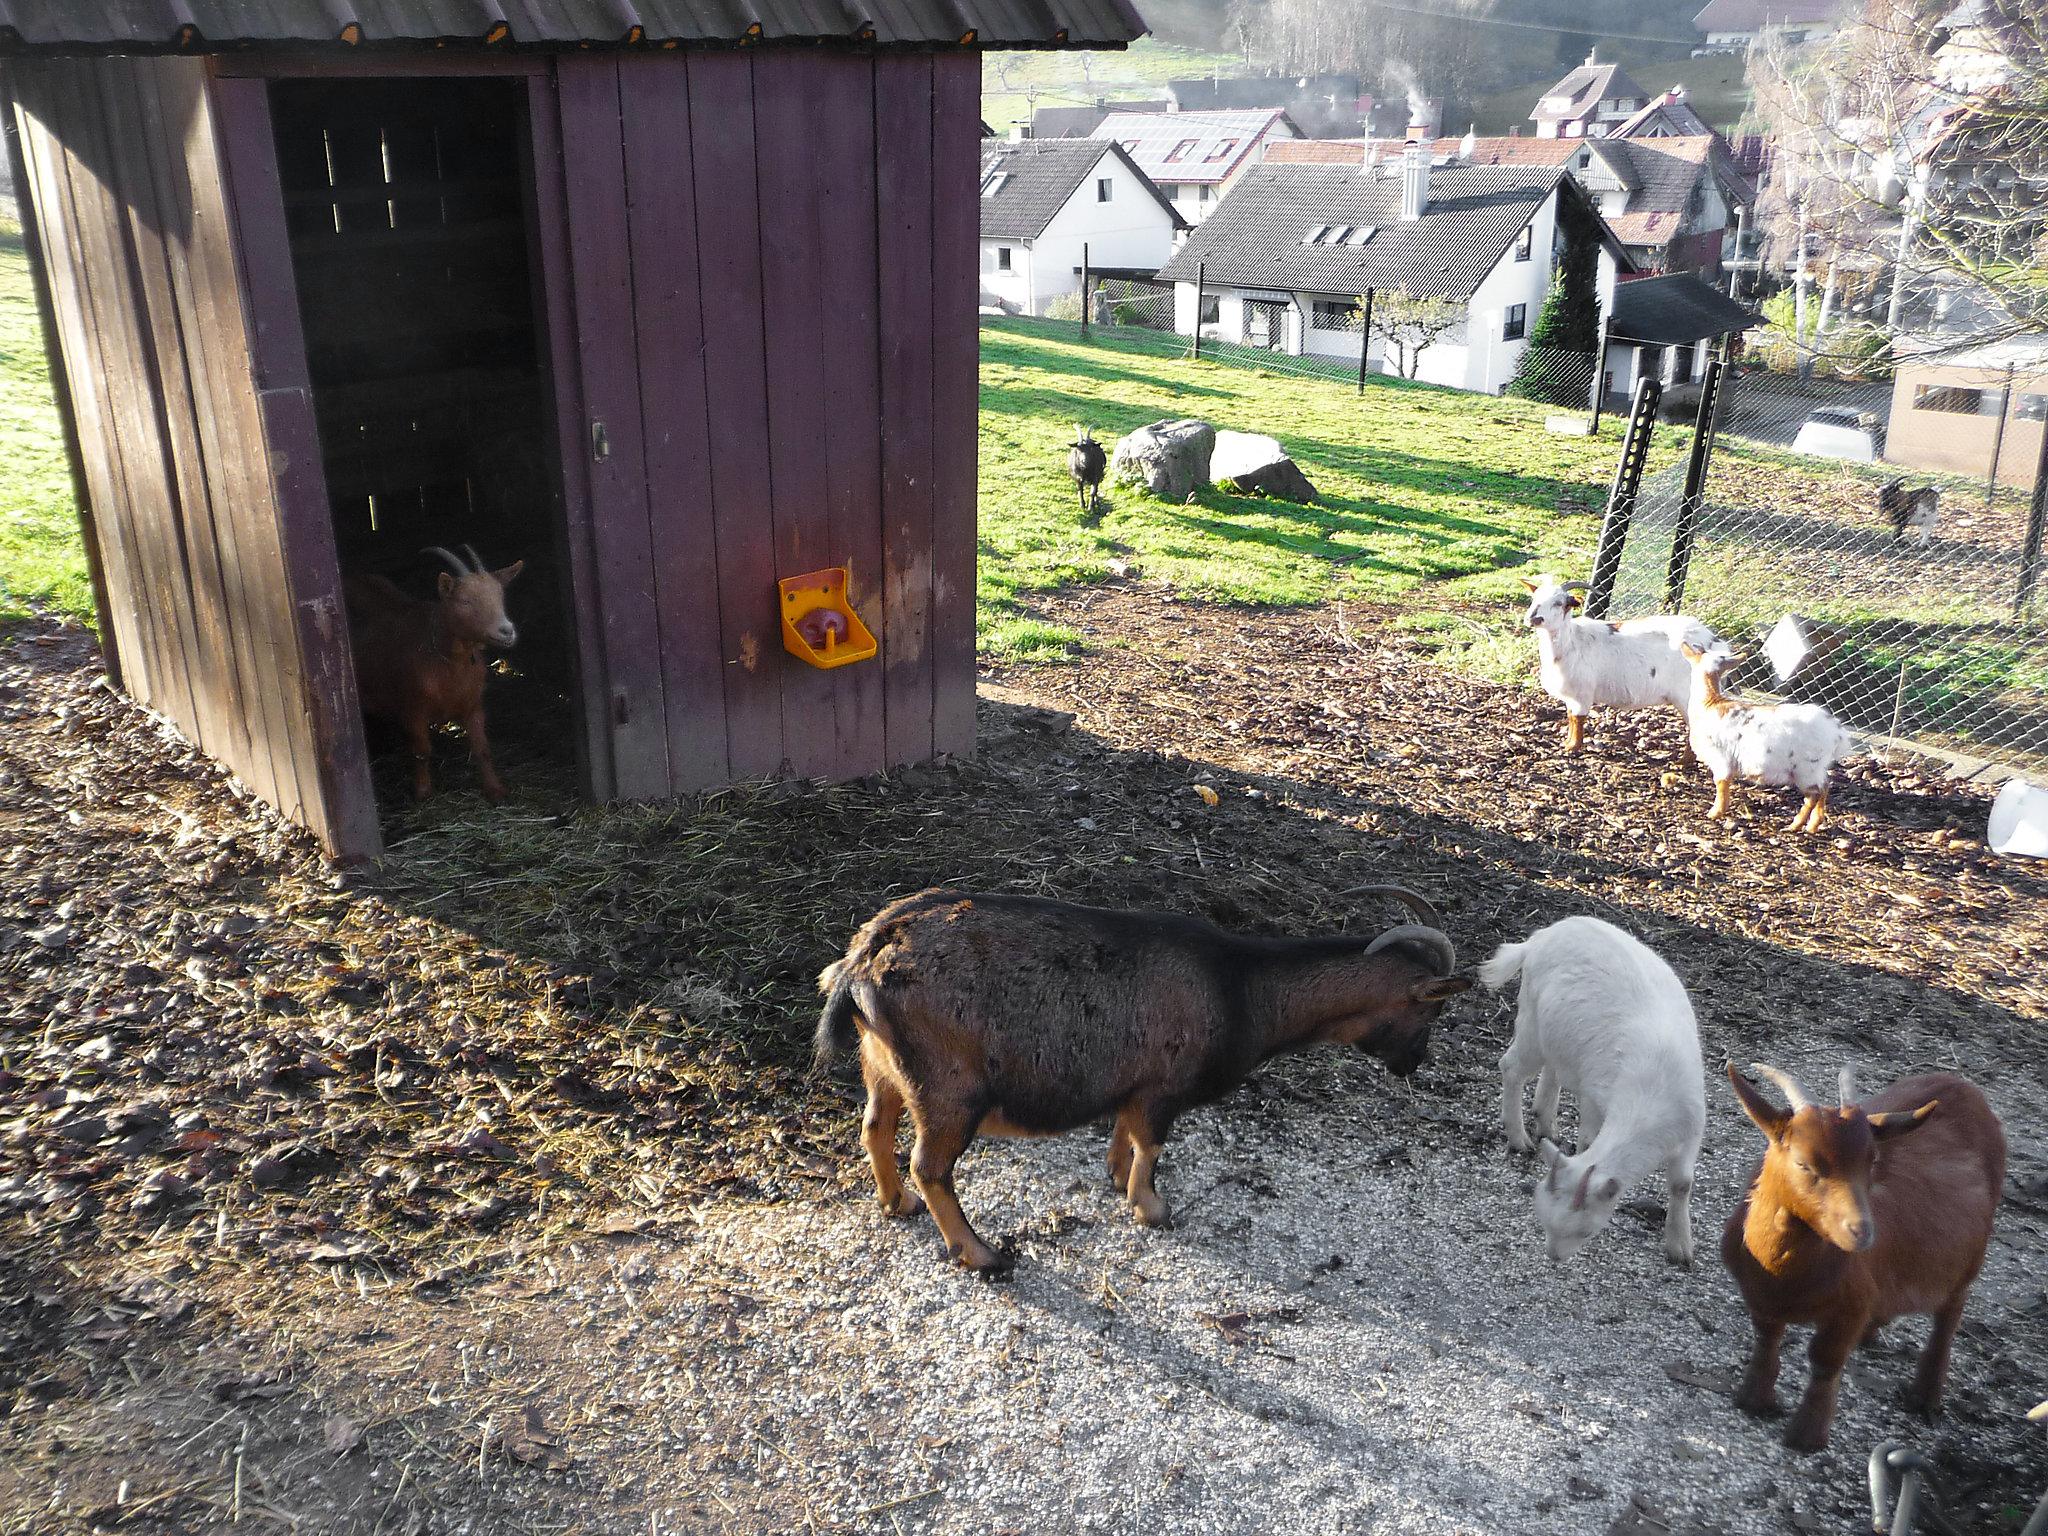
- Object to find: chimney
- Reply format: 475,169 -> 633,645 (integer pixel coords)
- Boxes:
1585,47 -> 1600,65
1008,122 -> 1029,142
1669,84 -> 1689,103
1401,140 -> 1429,219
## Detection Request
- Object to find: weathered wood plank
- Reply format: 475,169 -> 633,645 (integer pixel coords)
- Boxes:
211,73 -> 380,857
807,56 -> 886,779
616,55 -> 729,791
686,49 -> 784,780
753,51 -> 838,781
1,73 -> 121,689
103,57 -> 260,792
556,55 -> 671,800
929,52 -> 981,760
523,68 -> 615,801
875,52 -> 938,768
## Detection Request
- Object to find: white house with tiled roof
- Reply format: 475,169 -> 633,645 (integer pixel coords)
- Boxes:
1091,109 -> 1301,224
1692,0 -> 1846,50
1532,51 -> 1651,139
979,138 -> 1185,316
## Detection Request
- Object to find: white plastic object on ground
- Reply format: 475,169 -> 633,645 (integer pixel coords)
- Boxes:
1987,777 -> 2048,858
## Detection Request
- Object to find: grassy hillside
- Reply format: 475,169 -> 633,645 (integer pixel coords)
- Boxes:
0,218 -> 89,626
1465,51 -> 1753,136
981,38 -> 1241,135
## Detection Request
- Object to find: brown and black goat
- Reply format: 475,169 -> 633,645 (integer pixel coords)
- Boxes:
1722,1062 -> 2005,1453
815,886 -> 1470,1273
344,546 -> 524,803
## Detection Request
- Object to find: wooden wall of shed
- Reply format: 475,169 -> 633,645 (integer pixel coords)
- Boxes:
8,55 -> 376,857
545,49 -> 981,799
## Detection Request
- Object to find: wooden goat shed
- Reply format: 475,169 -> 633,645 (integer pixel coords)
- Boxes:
0,0 -> 1142,860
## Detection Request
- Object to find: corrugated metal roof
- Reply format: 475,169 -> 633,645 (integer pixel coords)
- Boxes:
0,0 -> 1144,51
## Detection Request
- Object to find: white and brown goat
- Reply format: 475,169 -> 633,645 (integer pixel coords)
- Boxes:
344,545 -> 524,803
815,886 -> 1469,1272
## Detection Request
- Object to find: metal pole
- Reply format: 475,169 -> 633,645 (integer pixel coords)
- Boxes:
1588,376 -> 1663,620
1080,242 -> 1090,339
1589,309 -> 1610,431
1356,288 -> 1375,396
1665,357 -> 1728,611
1192,261 -> 1205,360
2016,408 -> 2048,616
1985,363 -> 2014,510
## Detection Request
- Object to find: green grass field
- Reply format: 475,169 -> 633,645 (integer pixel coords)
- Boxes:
980,38 -> 1239,135
0,218 -> 90,626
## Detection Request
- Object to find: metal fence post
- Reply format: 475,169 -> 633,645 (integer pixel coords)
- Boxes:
1192,262 -> 1205,361
1356,288 -> 1375,397
1986,363 -> 2015,510
1664,358 -> 1728,611
1587,376 -> 1663,620
1589,311 -> 1609,431
1080,242 -> 1090,339
2017,414 -> 2048,617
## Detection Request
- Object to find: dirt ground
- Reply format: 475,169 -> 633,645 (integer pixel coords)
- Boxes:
2,590 -> 2044,1536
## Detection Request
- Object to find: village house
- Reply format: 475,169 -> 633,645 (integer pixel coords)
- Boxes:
1157,146 -> 1630,394
1610,85 -> 1716,139
1692,0 -> 1847,52
1601,271 -> 1760,400
1530,51 -> 1652,139
1029,98 -> 1168,139
1091,108 -> 1300,224
1162,74 -> 1371,139
979,138 -> 1184,316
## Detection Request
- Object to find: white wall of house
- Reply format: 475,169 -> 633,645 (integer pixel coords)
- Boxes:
980,238 -> 1035,313
1164,180 -> 1224,224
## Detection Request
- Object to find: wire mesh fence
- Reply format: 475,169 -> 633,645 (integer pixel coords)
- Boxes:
1605,362 -> 2048,775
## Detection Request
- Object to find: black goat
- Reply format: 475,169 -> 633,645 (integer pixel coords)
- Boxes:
1069,426 -> 1106,516
1878,479 -> 1940,546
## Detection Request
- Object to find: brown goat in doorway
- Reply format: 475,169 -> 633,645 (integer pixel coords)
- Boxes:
815,885 -> 1469,1273
1722,1062 -> 2004,1453
344,545 -> 524,803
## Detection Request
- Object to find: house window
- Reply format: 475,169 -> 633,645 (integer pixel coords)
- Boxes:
1203,138 -> 1239,162
1313,299 -> 1361,330
1097,177 -> 1113,203
996,246 -> 1012,271
1198,184 -> 1216,203
2016,392 -> 2048,421
1165,138 -> 1198,163
1199,295 -> 1220,325
1913,383 -> 1995,414
1514,225 -> 1533,261
1503,303 -> 1528,340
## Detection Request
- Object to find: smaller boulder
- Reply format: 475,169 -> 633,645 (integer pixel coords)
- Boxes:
1212,431 -> 1317,502
1111,419 -> 1215,502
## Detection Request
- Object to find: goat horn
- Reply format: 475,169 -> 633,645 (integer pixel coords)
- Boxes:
1366,923 -> 1456,978
1344,883 -> 1443,931
460,543 -> 484,573
422,546 -> 470,577
1749,1062 -> 1811,1112
1839,1064 -> 1855,1108
1560,581 -> 1591,593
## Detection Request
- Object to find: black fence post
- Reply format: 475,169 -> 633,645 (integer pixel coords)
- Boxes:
1986,362 -> 2015,510
1587,376 -> 1663,620
2017,414 -> 2048,617
1356,288 -> 1375,397
1192,261 -> 1205,361
1080,242 -> 1090,339
1664,358 -> 1728,612
1589,311 -> 1610,431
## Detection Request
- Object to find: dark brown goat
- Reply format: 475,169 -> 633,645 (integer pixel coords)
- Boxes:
815,886 -> 1469,1273
344,546 -> 523,803
1723,1062 -> 2005,1453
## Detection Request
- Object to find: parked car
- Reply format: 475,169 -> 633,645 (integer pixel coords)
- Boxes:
1793,406 -> 1883,462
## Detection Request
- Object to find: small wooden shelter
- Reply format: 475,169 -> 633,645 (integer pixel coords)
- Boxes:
0,0 -> 1141,859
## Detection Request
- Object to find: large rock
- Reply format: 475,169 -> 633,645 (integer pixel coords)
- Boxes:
1111,418 -> 1214,502
1211,430 -> 1317,503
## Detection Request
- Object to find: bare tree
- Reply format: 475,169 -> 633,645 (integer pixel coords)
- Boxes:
1357,290 -> 1463,378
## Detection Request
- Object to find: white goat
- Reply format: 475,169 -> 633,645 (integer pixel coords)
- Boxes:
1519,574 -> 1718,754
1679,643 -> 1851,834
1481,915 -> 1705,1266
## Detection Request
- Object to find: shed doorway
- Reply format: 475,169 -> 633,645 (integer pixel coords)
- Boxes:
268,77 -> 581,805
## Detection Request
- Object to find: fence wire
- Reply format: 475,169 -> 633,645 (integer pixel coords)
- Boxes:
1609,364 -> 2048,775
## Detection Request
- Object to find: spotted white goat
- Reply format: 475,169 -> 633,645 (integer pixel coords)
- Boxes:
1480,915 -> 1705,1266
1679,643 -> 1851,834
1519,574 -> 1718,754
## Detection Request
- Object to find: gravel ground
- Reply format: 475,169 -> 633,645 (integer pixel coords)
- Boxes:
2,599 -> 2044,1536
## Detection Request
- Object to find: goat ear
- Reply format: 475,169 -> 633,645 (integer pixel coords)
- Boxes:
437,571 -> 455,597
1680,642 -> 1704,661
1563,594 -> 1581,611
1727,1061 -> 1791,1140
492,560 -> 525,588
1869,1099 -> 1938,1140
1410,975 -> 1472,1002
1518,576 -> 1540,593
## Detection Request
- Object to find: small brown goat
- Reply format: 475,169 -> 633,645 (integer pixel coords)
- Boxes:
1722,1062 -> 2005,1453
815,886 -> 1469,1273
344,546 -> 524,803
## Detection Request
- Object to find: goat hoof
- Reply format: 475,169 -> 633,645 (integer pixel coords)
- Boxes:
1132,1198 -> 1172,1229
1664,1244 -> 1694,1269
1782,1417 -> 1829,1454
481,783 -> 508,805
1735,1390 -> 1783,1420
950,1240 -> 1014,1277
1900,1385 -> 1944,1420
881,1191 -> 925,1220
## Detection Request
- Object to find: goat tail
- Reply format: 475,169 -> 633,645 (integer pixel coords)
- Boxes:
1476,940 -> 1529,993
812,960 -> 871,1074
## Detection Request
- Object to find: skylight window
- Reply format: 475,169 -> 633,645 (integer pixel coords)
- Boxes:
1164,138 -> 1199,163
1203,138 -> 1240,162
980,171 -> 1007,197
1346,225 -> 1376,245
1301,224 -> 1330,245
1301,224 -> 1376,247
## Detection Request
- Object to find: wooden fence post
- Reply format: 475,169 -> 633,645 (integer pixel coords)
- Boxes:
1356,288 -> 1375,397
1587,376 -> 1663,620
